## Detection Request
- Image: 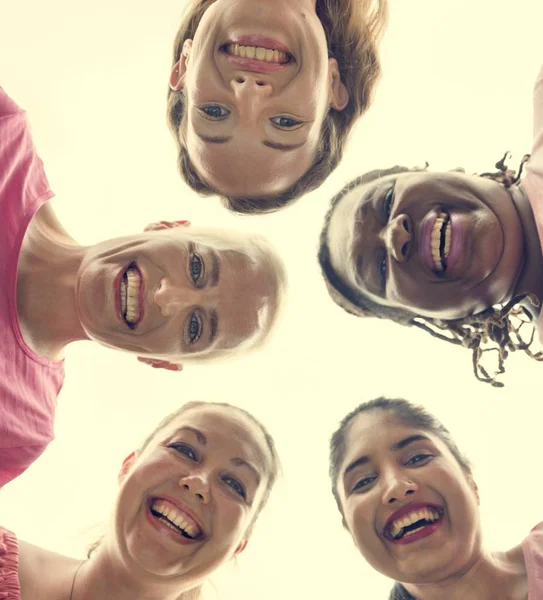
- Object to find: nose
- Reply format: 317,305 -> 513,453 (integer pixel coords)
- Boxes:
381,471 -> 418,505
231,75 -> 272,112
153,278 -> 187,317
178,472 -> 210,504
384,214 -> 413,262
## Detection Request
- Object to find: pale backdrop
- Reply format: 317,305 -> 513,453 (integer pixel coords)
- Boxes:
1,1 -> 543,598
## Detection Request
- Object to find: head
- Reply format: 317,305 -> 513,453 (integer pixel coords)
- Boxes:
76,220 -> 286,370
92,401 -> 279,594
167,0 -> 387,214
330,397 -> 479,596
319,156 -> 542,386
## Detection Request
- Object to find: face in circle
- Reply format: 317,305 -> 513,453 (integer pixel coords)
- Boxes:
336,411 -> 480,585
170,0 -> 349,197
112,404 -> 273,582
326,171 -> 526,320
75,221 -> 280,368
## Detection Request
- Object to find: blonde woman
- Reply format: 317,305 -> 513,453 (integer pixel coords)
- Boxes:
0,401 -> 280,600
167,0 -> 388,214
0,87 -> 286,488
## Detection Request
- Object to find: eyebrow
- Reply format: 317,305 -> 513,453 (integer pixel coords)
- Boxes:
197,134 -> 232,144
208,250 -> 220,287
263,140 -> 307,151
177,427 -> 261,484
343,435 -> 432,477
196,132 -> 305,151
208,308 -> 218,345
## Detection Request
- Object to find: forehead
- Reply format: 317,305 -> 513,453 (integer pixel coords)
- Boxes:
187,128 -> 316,197
163,405 -> 273,472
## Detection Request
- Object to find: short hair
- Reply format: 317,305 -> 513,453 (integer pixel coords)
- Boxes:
166,0 -> 388,214
318,154 -> 542,387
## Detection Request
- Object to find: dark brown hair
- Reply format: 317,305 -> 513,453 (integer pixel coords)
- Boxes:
318,154 -> 543,387
166,0 -> 388,214
329,397 -> 471,600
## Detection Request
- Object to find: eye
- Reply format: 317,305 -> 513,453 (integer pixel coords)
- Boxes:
189,253 -> 204,285
382,187 -> 394,222
406,453 -> 433,467
169,442 -> 198,461
199,105 -> 230,120
352,475 -> 376,492
270,116 -> 302,129
222,475 -> 247,499
379,251 -> 387,288
187,313 -> 202,344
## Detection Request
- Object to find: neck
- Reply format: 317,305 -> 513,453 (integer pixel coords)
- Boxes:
509,184 -> 543,315
73,547 -> 201,600
404,548 -> 527,600
16,203 -> 89,360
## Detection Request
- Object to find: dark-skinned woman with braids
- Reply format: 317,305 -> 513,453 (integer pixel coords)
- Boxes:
329,397 -> 543,600
318,65 -> 543,387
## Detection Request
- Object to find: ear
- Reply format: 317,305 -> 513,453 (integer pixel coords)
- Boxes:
467,473 -> 480,505
118,451 -> 136,483
169,39 -> 193,92
328,58 -> 349,111
137,357 -> 183,372
235,539 -> 248,556
144,220 -> 191,232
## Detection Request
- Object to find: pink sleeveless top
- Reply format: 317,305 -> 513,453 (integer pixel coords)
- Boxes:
523,522 -> 543,598
0,88 -> 65,487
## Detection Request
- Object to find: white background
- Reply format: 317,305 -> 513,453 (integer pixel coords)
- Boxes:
1,1 -> 543,598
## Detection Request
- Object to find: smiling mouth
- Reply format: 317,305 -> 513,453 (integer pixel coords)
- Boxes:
431,211 -> 452,273
150,499 -> 203,540
386,506 -> 443,541
120,264 -> 142,328
222,44 -> 293,64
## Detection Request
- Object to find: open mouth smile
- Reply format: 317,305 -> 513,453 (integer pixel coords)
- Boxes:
220,36 -> 295,73
147,498 -> 205,543
430,211 -> 451,273
118,263 -> 144,329
384,503 -> 444,545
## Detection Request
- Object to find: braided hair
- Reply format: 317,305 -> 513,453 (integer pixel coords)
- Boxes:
318,153 -> 542,387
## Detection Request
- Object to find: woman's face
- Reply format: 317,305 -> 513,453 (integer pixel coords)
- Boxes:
326,171 -> 525,319
113,405 -> 273,582
76,223 -> 280,363
336,411 -> 481,584
171,0 -> 348,197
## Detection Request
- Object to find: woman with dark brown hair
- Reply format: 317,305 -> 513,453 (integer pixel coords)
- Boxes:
167,0 -> 387,214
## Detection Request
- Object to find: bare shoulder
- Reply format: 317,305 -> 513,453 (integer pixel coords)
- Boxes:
19,539 -> 79,600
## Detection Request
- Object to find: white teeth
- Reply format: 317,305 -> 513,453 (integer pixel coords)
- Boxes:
430,212 -> 450,272
389,507 -> 440,539
225,44 -> 288,63
151,499 -> 201,539
122,267 -> 141,325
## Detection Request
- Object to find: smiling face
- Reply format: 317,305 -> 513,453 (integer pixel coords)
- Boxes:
336,410 -> 480,584
326,171 -> 526,320
75,225 -> 282,362
171,0 -> 348,197
112,404 -> 273,582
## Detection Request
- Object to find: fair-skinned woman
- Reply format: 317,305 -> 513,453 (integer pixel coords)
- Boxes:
2,401 -> 279,600
167,0 -> 387,214
318,64 -> 543,387
0,87 -> 286,487
329,398 -> 541,599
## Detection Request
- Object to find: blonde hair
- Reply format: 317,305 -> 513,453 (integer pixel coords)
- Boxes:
167,0 -> 388,214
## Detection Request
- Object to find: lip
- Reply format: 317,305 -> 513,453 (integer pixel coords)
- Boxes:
152,495 -> 207,538
383,502 -> 444,545
418,209 -> 440,274
224,53 -> 291,74
445,212 -> 464,276
226,36 -> 292,55
115,263 -> 146,330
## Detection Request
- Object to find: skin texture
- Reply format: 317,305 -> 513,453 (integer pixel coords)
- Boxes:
336,411 -> 528,600
326,171 -> 543,321
170,0 -> 348,197
18,405 -> 273,600
16,204 -> 280,368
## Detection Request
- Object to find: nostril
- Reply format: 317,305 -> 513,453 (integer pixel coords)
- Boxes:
255,80 -> 265,87
235,76 -> 244,84
403,219 -> 410,232
196,492 -> 204,501
401,242 -> 409,257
